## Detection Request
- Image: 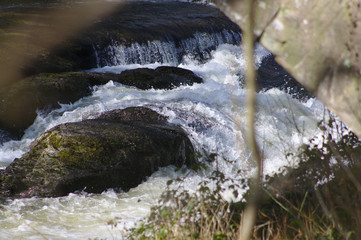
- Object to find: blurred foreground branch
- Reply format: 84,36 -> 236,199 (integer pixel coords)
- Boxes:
213,0 -> 361,139
238,0 -> 262,239
0,0 -> 122,87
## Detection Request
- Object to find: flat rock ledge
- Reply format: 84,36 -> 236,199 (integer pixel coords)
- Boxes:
0,107 -> 196,198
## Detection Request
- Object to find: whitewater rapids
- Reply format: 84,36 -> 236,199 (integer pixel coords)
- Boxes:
0,43 -> 325,239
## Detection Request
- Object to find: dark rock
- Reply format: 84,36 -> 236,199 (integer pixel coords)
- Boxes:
0,72 -> 112,138
117,66 -> 203,90
0,129 -> 15,144
98,107 -> 168,123
256,55 -> 313,100
0,1 -> 241,84
86,1 -> 242,67
0,67 -> 202,138
0,107 -> 195,198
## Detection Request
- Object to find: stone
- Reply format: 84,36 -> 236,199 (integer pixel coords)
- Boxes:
256,55 -> 313,100
0,72 -> 110,137
0,107 -> 196,198
118,66 -> 203,90
0,67 -> 202,137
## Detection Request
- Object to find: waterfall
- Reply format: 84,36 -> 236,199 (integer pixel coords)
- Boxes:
93,29 -> 242,67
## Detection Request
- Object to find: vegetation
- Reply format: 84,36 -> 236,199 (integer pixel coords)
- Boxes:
128,117 -> 361,239
127,169 -> 245,240
255,117 -> 361,239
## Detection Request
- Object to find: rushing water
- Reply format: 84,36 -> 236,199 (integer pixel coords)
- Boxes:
0,40 -> 327,238
94,30 -> 241,67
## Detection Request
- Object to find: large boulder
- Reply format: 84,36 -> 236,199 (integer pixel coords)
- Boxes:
0,107 -> 195,198
0,66 -> 202,138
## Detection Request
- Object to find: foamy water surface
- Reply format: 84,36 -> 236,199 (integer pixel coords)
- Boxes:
0,43 -> 326,239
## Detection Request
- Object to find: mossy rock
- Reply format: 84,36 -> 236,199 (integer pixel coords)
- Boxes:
0,107 -> 196,198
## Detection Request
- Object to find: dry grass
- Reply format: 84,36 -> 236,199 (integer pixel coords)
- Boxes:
252,118 -> 361,240
128,118 -> 361,240
128,175 -> 241,240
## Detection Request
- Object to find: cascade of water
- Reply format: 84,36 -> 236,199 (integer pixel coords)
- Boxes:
0,0 -> 330,238
4,0 -> 353,233
0,40 -> 324,240
93,30 -> 241,67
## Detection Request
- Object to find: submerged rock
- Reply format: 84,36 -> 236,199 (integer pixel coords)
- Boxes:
0,67 -> 202,138
0,107 -> 195,198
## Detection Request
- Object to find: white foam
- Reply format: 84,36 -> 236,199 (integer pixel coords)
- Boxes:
0,43 -> 326,238
94,30 -> 241,67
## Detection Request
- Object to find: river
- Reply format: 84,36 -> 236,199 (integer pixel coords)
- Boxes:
0,1 -> 326,239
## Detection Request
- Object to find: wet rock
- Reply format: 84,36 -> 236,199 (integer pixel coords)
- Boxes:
256,55 -> 313,100
86,1 -> 241,67
0,67 -> 202,138
0,1 -> 241,85
0,107 -> 195,198
118,66 -> 203,90
0,72 -> 111,138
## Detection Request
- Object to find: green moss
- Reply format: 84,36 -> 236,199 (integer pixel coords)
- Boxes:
48,132 -> 62,149
58,144 -> 104,168
47,133 -> 105,168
